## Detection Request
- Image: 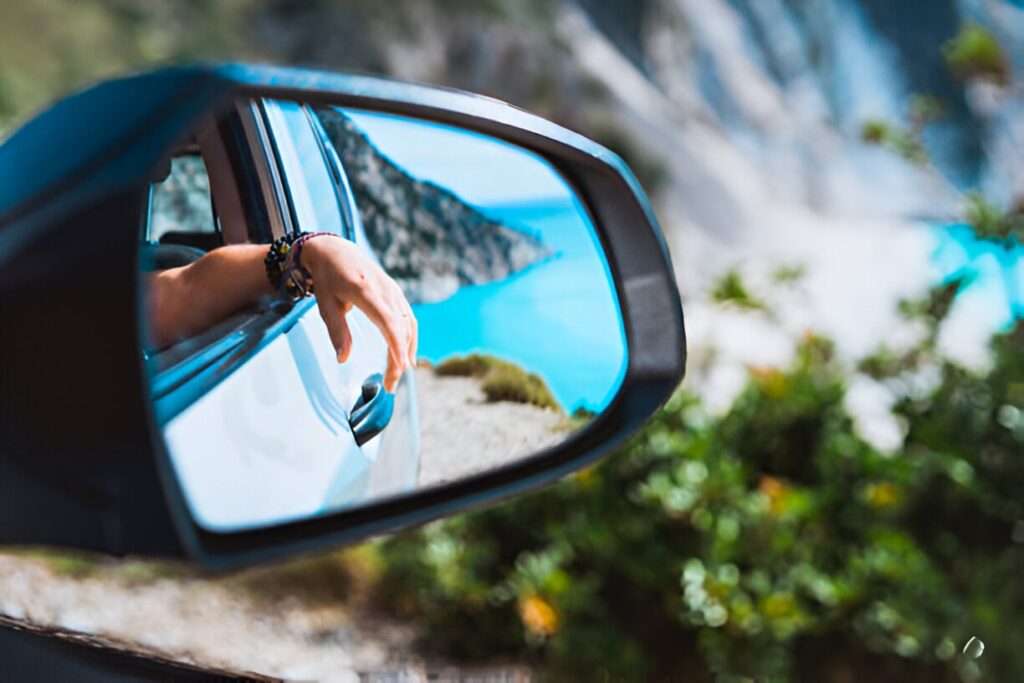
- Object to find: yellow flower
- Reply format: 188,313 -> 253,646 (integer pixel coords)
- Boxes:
575,464 -> 599,489
747,366 -> 788,398
865,482 -> 901,509
761,592 -> 798,619
519,594 -> 559,637
758,475 -> 790,514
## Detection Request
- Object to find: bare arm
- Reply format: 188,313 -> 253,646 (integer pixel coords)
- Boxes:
146,244 -> 271,349
146,237 -> 416,391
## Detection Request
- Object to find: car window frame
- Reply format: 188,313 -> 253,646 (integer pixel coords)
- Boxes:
148,100 -> 319,424
257,98 -> 354,241
308,106 -> 360,243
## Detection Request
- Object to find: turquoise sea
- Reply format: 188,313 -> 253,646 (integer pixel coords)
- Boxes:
412,198 -> 628,414
933,224 -> 1023,326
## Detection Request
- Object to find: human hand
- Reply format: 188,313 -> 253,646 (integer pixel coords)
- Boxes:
299,235 -> 417,392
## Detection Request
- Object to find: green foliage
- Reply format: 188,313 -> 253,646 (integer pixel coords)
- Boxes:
377,322 -> 1024,680
711,268 -> 766,311
861,24 -> 1021,258
899,277 -> 969,328
859,118 -> 929,166
861,136 -> 1022,248
860,119 -> 889,145
860,94 -> 944,167
0,0 -> 250,132
771,263 -> 807,286
3,547 -> 103,579
112,559 -> 191,586
942,23 -> 1011,86
481,367 -> 560,411
435,354 -> 496,378
907,94 -> 946,129
858,279 -> 965,382
964,192 -> 1024,243
436,354 -> 560,411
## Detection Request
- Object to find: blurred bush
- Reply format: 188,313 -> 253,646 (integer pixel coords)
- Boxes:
710,268 -> 767,311
376,312 -> 1024,681
942,23 -> 1011,86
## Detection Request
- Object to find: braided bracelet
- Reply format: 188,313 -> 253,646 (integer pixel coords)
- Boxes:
264,231 -> 335,299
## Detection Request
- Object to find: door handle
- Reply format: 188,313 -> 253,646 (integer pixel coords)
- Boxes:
349,373 -> 394,446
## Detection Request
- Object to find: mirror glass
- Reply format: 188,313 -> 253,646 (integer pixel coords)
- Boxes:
142,99 -> 627,532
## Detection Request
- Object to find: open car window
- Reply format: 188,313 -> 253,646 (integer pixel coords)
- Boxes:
144,97 -> 372,422
148,154 -> 220,250
144,104 -> 311,417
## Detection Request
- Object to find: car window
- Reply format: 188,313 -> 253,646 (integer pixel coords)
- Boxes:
142,107 -> 316,402
148,155 -> 218,242
261,99 -> 347,237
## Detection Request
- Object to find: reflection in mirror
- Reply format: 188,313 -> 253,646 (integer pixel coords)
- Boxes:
142,99 -> 626,533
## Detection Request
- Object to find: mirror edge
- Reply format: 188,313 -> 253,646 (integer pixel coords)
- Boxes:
159,65 -> 686,570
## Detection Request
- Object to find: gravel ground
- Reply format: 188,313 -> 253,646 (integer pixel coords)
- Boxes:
0,372 -> 563,681
0,552 -> 419,682
415,370 -> 573,488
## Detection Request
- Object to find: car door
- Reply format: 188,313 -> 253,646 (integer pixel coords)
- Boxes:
158,98 -> 417,534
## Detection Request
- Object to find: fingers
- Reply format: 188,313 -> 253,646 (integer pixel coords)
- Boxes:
386,280 -> 417,367
317,296 -> 352,362
384,353 -> 403,393
378,305 -> 412,392
363,282 -> 416,393
309,237 -> 419,392
403,298 -> 418,367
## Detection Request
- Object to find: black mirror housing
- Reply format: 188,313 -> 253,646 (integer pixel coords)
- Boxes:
0,64 -> 686,569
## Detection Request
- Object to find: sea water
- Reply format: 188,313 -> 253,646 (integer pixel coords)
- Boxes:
412,198 -> 628,414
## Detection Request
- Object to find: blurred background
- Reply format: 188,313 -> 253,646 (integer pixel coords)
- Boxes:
1,1 -> 1022,681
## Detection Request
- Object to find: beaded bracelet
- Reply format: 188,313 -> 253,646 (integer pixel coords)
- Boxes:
264,231 -> 335,299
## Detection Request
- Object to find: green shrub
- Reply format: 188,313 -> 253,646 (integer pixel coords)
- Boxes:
376,16 -> 1024,683
710,268 -> 766,311
861,23 -> 1021,253
435,354 -> 495,378
376,323 -> 1024,681
435,353 -> 560,411
907,94 -> 946,128
771,263 -> 807,286
860,119 -> 890,145
481,367 -> 559,411
942,23 -> 1010,85
859,118 -> 929,166
964,192 -> 1024,243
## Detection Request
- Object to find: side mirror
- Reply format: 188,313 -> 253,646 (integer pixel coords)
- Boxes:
0,64 -> 686,569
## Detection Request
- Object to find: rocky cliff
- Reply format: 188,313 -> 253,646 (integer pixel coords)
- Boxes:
315,107 -> 550,303
323,0 -> 1021,284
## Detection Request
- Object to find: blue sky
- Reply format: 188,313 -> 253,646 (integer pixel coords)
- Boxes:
343,108 -> 573,207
